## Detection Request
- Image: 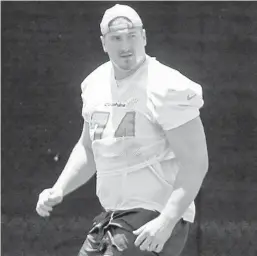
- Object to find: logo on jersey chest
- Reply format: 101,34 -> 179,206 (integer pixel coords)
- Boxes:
104,98 -> 139,109
104,102 -> 126,107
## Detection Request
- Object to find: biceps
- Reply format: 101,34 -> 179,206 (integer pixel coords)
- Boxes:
165,117 -> 208,162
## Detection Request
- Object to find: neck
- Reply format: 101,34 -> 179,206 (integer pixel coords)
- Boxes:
113,56 -> 146,80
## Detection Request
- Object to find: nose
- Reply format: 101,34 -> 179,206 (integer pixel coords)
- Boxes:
120,38 -> 131,52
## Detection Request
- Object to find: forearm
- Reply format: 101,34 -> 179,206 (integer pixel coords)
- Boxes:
52,141 -> 96,196
160,159 -> 208,223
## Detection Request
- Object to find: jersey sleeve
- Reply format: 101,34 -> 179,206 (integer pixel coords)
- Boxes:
149,71 -> 204,130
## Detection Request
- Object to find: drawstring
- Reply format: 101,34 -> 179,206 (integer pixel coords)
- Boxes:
116,153 -> 174,209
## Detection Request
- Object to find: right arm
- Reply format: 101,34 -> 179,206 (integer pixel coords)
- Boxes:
52,121 -> 96,196
36,121 -> 96,217
36,77 -> 97,217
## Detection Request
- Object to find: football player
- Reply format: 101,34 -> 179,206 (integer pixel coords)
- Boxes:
36,4 -> 208,256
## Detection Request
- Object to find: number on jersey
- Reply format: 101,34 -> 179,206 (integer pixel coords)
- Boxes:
114,112 -> 135,137
91,111 -> 135,140
92,112 -> 110,140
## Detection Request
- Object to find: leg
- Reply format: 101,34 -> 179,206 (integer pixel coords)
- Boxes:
77,211 -> 113,256
77,209 -> 158,256
77,209 -> 190,256
98,220 -> 189,256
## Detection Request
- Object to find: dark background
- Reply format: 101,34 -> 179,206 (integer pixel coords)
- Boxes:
2,1 -> 257,256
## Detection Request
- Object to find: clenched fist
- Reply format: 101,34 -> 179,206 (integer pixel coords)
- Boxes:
36,188 -> 63,217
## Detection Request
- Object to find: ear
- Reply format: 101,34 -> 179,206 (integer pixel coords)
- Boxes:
100,35 -> 107,53
142,29 -> 147,47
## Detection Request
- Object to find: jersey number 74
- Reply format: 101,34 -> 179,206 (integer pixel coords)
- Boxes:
91,111 -> 136,140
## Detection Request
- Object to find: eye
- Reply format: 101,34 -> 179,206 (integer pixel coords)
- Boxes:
130,34 -> 137,39
111,35 -> 121,41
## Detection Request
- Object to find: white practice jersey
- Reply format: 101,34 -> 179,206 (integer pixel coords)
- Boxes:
81,56 -> 204,222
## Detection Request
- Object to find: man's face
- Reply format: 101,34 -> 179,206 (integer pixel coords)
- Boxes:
101,26 -> 147,71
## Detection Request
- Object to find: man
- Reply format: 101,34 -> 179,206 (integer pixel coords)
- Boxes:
36,4 -> 208,256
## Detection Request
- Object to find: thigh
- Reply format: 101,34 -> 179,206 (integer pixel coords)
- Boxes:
77,210 -> 189,256
101,220 -> 189,256
78,209 -> 158,256
77,211 -> 112,256
78,225 -> 153,256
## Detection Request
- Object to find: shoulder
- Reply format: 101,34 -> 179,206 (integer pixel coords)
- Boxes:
148,58 -> 203,106
81,61 -> 112,94
80,61 -> 111,120
148,58 -> 202,97
146,58 -> 204,130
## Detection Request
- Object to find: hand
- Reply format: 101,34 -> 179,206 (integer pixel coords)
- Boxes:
36,188 -> 63,217
133,215 -> 176,253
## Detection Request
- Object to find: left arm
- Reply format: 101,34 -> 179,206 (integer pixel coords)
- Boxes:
134,71 -> 208,252
160,116 -> 208,222
134,116 -> 208,252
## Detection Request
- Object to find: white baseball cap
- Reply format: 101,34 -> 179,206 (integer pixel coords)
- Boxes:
100,4 -> 143,35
